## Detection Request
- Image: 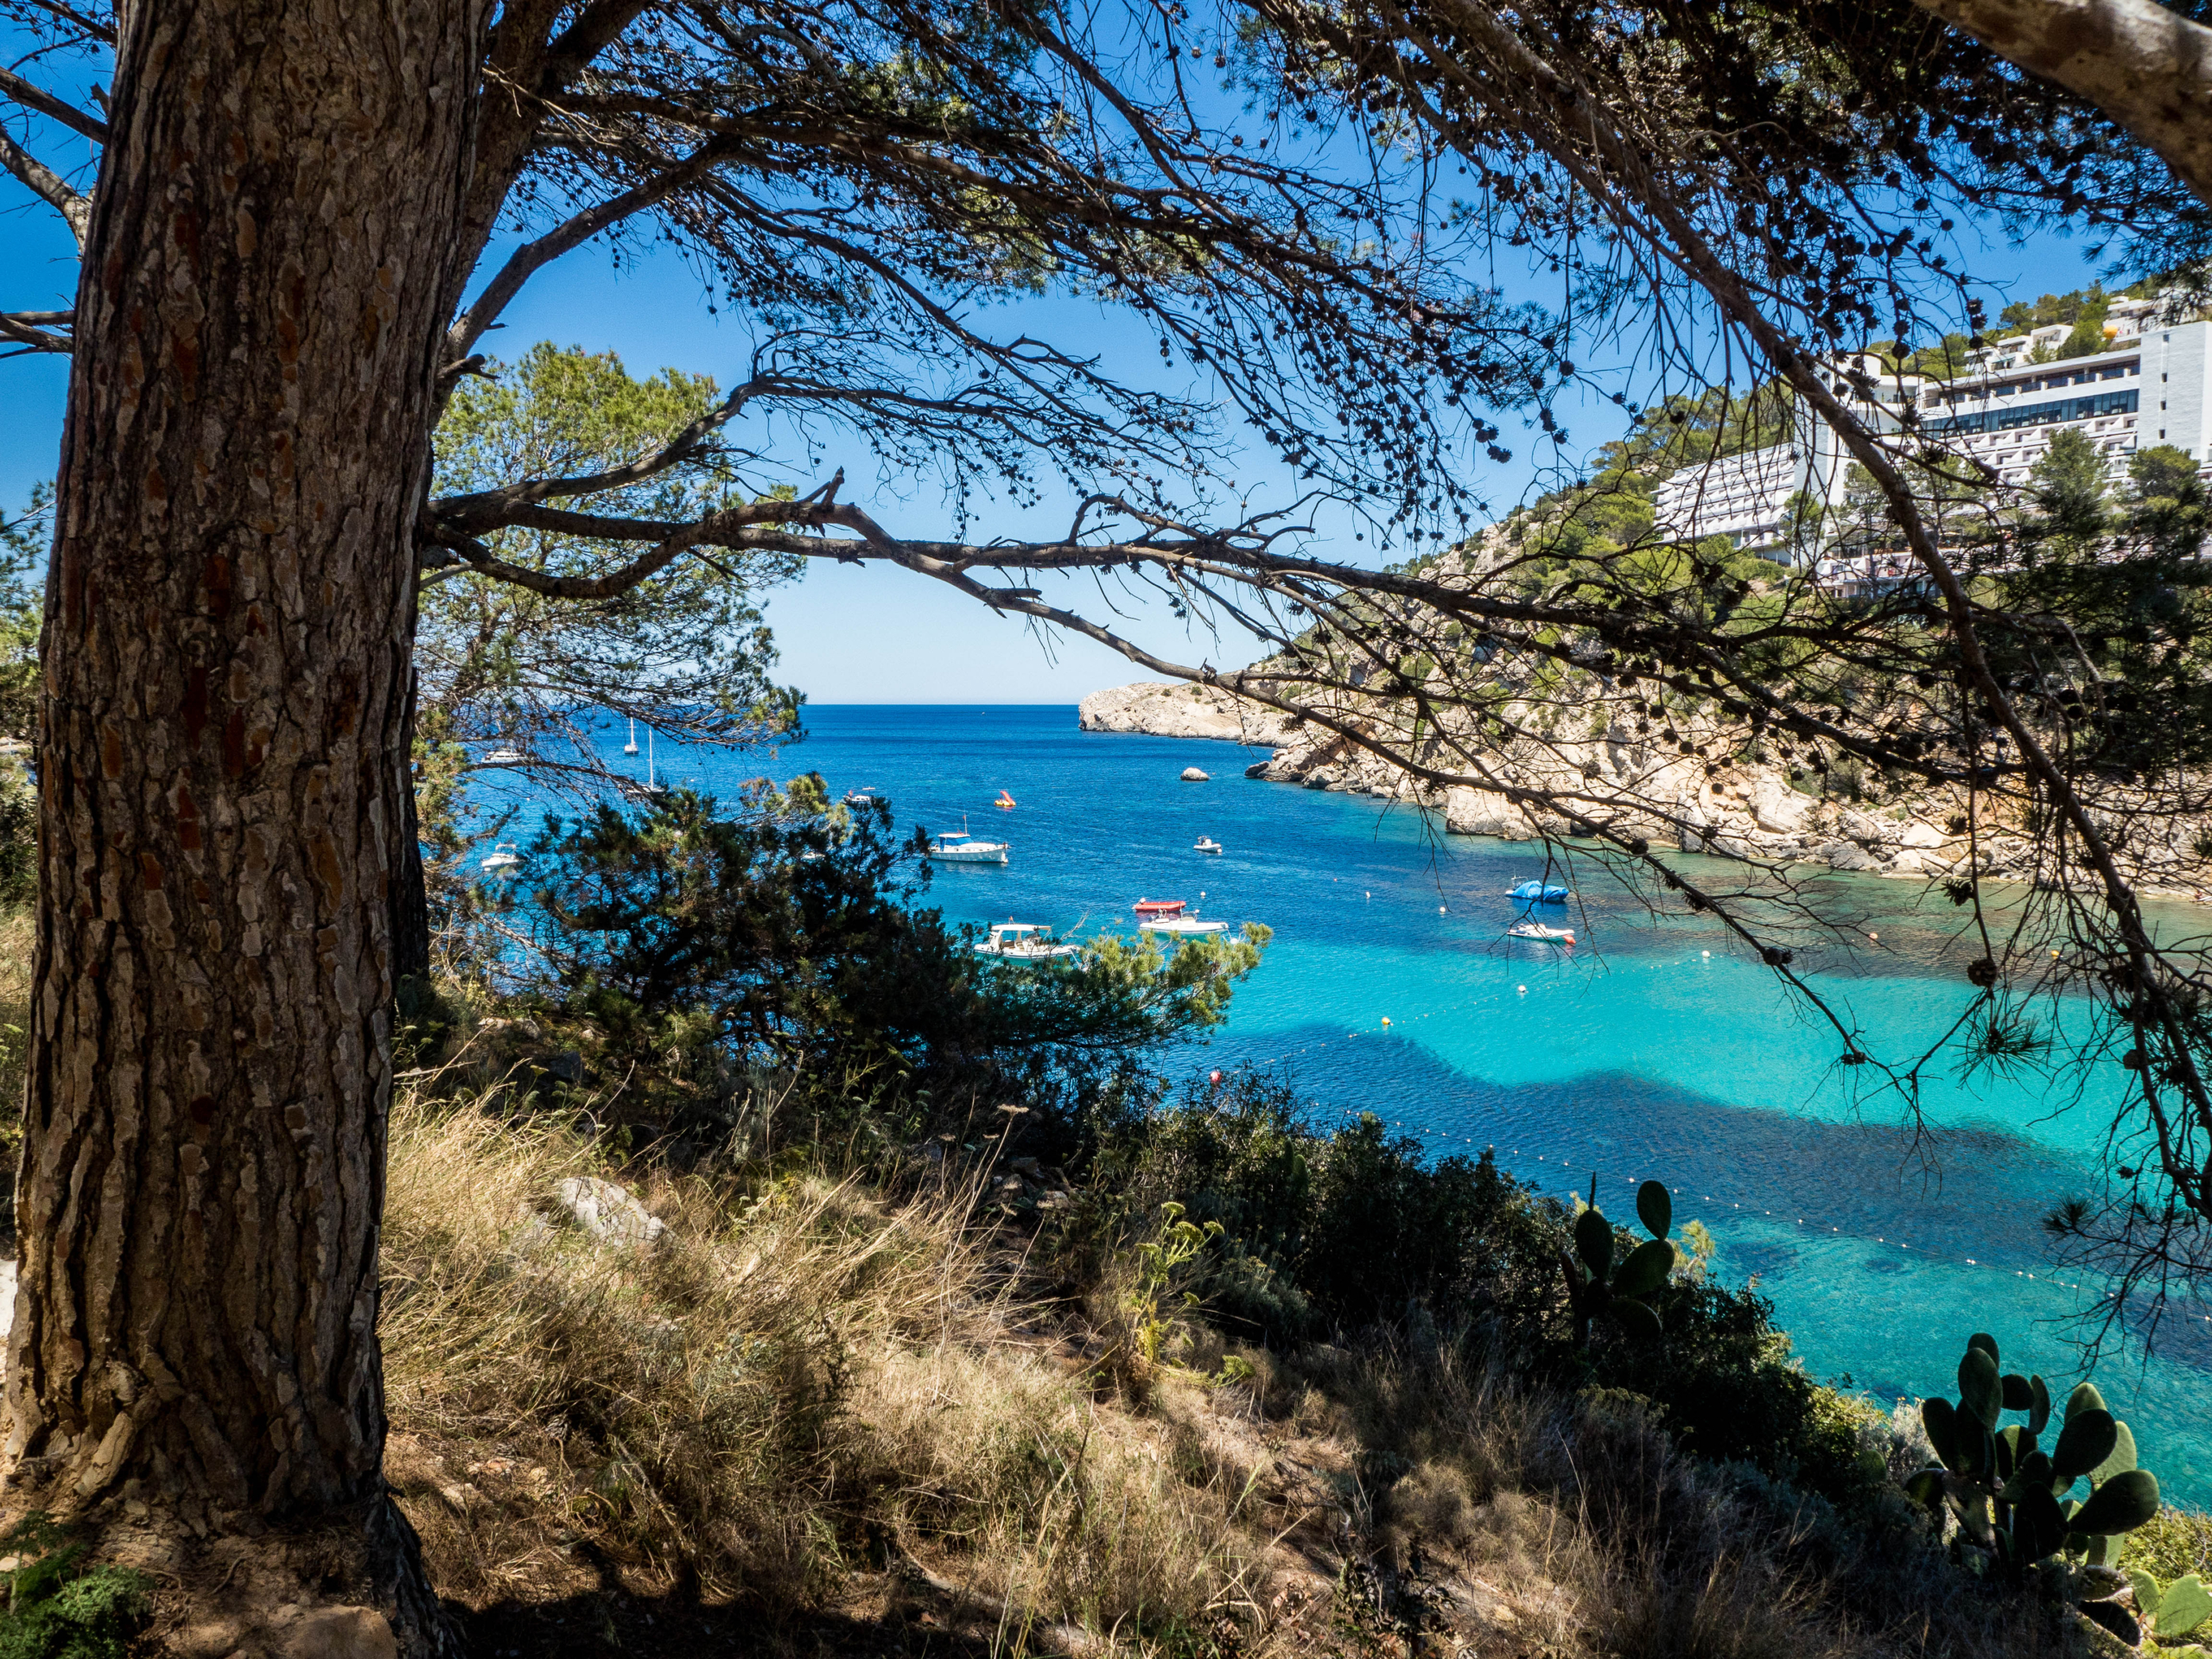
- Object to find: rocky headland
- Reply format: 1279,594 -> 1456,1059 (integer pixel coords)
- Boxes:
1079,681 -> 2212,896
1078,680 -> 1299,745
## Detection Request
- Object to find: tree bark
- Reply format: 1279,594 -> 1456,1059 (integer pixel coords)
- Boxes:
9,0 -> 483,1565
1909,0 -> 2212,208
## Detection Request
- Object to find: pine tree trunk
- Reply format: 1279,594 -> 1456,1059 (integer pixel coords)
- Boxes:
6,0 -> 483,1586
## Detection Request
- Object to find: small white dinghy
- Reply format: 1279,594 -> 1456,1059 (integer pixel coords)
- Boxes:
975,922 -> 1079,961
1193,836 -> 1224,855
1140,915 -> 1230,938
1507,919 -> 1576,945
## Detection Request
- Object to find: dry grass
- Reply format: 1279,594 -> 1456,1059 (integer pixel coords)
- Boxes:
1248,1342 -> 2082,1659
0,903 -> 30,1181
379,1088 -> 2153,1656
379,1087 -> 1256,1649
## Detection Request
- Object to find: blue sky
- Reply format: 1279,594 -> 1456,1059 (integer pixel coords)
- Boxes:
0,72 -> 2114,706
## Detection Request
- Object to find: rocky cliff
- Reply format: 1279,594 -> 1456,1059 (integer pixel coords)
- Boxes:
1078,681 -> 1299,745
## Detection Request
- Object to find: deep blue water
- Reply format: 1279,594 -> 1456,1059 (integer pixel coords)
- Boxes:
479,703 -> 2212,1502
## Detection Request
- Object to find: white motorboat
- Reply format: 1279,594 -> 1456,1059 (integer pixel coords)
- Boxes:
975,922 -> 1079,961
1139,915 -> 1230,938
1194,836 -> 1223,855
481,747 -> 526,766
480,842 -> 522,873
927,816 -> 1009,864
1507,920 -> 1576,945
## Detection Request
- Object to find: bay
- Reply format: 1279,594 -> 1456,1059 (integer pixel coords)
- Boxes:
483,702 -> 2212,1503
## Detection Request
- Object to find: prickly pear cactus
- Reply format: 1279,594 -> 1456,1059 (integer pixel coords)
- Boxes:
1560,1177 -> 1676,1346
1904,1333 -> 2164,1641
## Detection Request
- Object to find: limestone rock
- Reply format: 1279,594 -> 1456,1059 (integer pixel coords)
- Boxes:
1443,786 -> 1532,840
554,1176 -> 666,1247
172,1618 -> 246,1658
280,1608 -> 397,1659
1677,801 -> 1711,855
1824,843 -> 1885,873
1078,682 -> 1296,744
1744,772 -> 1815,834
1180,766 -> 1210,781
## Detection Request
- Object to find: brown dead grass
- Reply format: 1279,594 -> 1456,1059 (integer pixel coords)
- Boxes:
380,1088 -> 1257,1651
0,902 -> 30,1187
380,1089 -> 2125,1658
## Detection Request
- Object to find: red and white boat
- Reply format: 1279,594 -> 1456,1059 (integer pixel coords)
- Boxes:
1132,898 -> 1186,918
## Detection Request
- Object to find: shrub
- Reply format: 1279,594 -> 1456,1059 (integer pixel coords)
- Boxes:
0,1516 -> 149,1659
1090,1078 -> 1560,1344
0,760 -> 34,911
1594,1280 -> 1891,1514
510,784 -> 1266,1147
1090,1071 -> 1896,1516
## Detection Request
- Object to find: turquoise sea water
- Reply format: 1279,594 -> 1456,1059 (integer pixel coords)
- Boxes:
486,703 -> 2212,1502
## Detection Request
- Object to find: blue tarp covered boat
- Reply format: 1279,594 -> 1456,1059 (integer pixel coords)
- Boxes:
1505,880 -> 1571,903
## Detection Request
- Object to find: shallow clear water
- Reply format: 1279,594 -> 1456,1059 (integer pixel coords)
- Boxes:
484,704 -> 2212,1502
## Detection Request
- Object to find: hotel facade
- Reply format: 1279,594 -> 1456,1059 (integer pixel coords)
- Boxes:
1654,298 -> 2210,563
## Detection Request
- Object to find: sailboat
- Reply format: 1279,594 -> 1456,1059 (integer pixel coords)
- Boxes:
626,727 -> 665,798
623,716 -> 639,756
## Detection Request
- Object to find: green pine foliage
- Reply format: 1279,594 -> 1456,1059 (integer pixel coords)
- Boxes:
1986,442 -> 2212,783
2024,425 -> 2111,548
0,1517 -> 149,1659
423,341 -> 803,772
508,781 -> 1269,1141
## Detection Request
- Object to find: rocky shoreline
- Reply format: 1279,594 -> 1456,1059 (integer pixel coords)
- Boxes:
1077,682 -> 2211,895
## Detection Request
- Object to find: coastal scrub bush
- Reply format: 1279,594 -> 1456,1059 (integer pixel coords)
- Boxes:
500,783 -> 1265,1144
0,1516 -> 149,1659
1594,1276 -> 1892,1515
1087,1072 -> 1898,1515
1089,1077 -> 1561,1342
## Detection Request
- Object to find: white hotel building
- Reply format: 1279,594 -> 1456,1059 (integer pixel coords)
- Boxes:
1655,297 -> 2211,562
